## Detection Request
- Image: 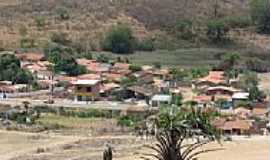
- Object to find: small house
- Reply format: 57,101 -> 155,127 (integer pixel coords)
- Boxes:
151,94 -> 172,107
195,71 -> 226,89
73,79 -> 101,102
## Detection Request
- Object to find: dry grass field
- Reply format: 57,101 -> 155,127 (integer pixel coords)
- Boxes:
0,130 -> 80,160
2,131 -> 270,160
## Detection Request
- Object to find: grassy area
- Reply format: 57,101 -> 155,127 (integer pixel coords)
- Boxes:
93,48 -> 229,67
95,49 -> 221,67
37,114 -> 102,129
93,46 -> 270,68
36,113 -> 119,135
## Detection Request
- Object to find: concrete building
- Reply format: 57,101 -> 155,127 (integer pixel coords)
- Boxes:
73,80 -> 100,102
150,94 -> 172,107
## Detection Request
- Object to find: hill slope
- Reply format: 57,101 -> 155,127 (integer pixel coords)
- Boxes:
0,0 -> 250,50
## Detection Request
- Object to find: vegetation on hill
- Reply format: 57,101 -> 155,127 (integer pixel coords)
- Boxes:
0,54 -> 33,84
46,45 -> 87,76
250,0 -> 270,34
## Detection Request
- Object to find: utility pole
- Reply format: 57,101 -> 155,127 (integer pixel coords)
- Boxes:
214,0 -> 218,18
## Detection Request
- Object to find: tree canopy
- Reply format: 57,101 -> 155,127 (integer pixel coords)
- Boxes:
0,54 -> 33,84
102,24 -> 136,54
47,48 -> 86,76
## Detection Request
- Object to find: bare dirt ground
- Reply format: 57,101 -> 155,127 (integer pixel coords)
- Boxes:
0,130 -> 82,160
2,130 -> 270,160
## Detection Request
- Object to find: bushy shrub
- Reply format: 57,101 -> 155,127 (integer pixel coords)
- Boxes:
102,24 -> 136,54
175,19 -> 195,40
35,16 -> 46,30
51,32 -> 71,46
136,39 -> 155,51
0,54 -> 33,84
20,38 -> 35,48
96,54 -> 109,63
207,20 -> 229,43
48,51 -> 86,76
129,64 -> 142,72
117,115 -> 144,128
56,7 -> 70,20
79,52 -> 93,60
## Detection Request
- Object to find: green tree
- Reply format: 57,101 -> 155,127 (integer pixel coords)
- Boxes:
35,16 -> 46,30
0,54 -> 33,84
129,64 -> 142,72
102,24 -> 136,54
238,71 -> 265,101
207,20 -> 229,43
96,54 -> 109,63
47,51 -> 86,76
190,67 -> 210,79
223,52 -> 240,68
56,7 -> 70,20
136,38 -> 155,51
250,0 -> 270,34
174,19 -> 194,41
51,32 -> 71,46
170,68 -> 189,82
218,52 -> 240,79
120,76 -> 137,87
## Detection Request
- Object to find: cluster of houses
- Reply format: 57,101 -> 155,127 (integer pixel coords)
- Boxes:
1,52 -> 270,135
191,71 -> 270,135
1,52 -> 174,106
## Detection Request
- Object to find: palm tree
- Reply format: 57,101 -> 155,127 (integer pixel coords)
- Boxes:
143,106 -> 221,160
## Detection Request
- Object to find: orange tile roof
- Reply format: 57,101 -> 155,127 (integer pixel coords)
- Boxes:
103,73 -> 122,82
114,63 -> 130,70
78,74 -> 101,80
193,95 -> 212,103
234,107 -> 252,118
56,75 -> 77,82
76,58 -> 96,66
198,71 -> 225,84
85,62 -> 110,73
252,108 -> 269,116
219,120 -> 251,131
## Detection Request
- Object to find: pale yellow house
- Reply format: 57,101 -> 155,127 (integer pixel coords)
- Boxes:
73,79 -> 100,102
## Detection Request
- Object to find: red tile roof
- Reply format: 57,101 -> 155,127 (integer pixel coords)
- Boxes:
252,108 -> 269,116
198,71 -> 225,84
214,119 -> 252,131
103,73 -> 122,82
78,74 -> 101,80
113,63 -> 130,70
193,95 -> 212,103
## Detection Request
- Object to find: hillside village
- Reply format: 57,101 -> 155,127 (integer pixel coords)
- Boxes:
0,50 -> 269,137
1,0 -> 270,160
